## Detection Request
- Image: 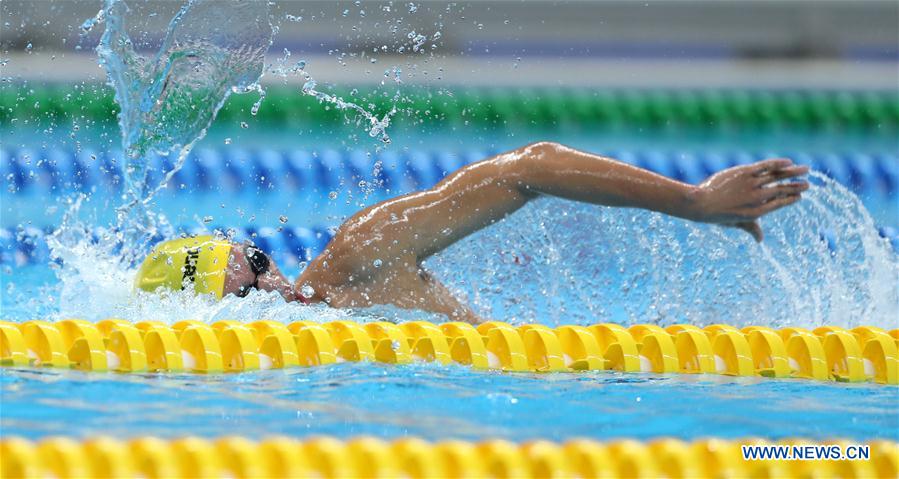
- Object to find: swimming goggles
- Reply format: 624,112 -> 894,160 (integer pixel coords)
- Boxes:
235,245 -> 270,297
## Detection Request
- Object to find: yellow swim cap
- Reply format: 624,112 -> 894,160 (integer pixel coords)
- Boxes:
134,235 -> 232,298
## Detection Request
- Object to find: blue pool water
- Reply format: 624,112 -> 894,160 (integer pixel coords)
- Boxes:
1,129 -> 898,444
2,0 -> 897,461
2,0 -> 898,439
0,139 -> 899,446
3,129 -> 898,325
3,120 -> 899,454
2,364 -> 897,442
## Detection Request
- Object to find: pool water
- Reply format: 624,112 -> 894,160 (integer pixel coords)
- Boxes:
2,4 -> 898,477
3,129 -> 898,325
2,102 -> 897,446
2,363 -> 897,442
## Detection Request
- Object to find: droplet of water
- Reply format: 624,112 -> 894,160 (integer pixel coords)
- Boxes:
373,259 -> 382,268
250,84 -> 266,116
328,191 -> 338,200
81,7 -> 106,34
240,121 -> 249,129
202,215 -> 213,224
279,215 -> 288,224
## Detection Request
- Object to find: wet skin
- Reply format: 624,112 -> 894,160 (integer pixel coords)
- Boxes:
221,141 -> 809,324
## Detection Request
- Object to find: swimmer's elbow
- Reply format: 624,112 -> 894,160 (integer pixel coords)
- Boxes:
517,141 -> 565,172
508,141 -> 565,190
522,141 -> 563,163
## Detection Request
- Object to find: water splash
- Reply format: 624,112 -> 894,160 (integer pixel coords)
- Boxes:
99,0 -> 271,161
31,1 -> 897,331
269,47 -> 395,144
429,173 -> 898,329
40,194 -> 388,324
95,0 -> 273,261
303,82 -> 395,145
41,0 -> 275,318
40,0 -> 269,284
79,7 -> 105,34
45,194 -> 143,316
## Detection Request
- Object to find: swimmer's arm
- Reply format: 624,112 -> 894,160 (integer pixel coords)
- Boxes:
309,149 -> 532,279
510,142 -> 809,241
316,142 -> 808,278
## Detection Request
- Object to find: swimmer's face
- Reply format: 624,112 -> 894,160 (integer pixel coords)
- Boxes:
222,243 -> 295,300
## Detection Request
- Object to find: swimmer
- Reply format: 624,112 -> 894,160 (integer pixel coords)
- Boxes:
136,142 -> 809,324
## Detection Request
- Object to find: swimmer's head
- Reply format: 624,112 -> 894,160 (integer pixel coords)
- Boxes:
135,235 -> 294,300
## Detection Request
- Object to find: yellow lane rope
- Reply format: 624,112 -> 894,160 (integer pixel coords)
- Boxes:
1,320 -> 896,384
2,436 -> 896,479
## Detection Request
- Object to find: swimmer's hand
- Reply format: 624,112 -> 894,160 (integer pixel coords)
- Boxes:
690,158 -> 809,242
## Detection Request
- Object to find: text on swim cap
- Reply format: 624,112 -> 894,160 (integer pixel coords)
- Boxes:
182,246 -> 200,288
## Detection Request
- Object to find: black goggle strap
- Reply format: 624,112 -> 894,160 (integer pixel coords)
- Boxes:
245,246 -> 270,276
234,246 -> 270,297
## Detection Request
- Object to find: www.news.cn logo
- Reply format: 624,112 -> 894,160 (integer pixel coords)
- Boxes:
742,444 -> 870,461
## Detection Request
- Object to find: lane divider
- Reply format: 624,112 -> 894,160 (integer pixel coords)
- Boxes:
1,320 -> 896,384
5,85 -> 898,131
3,147 -> 897,196
1,436 -> 896,479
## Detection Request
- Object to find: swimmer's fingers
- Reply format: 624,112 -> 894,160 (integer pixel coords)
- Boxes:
753,193 -> 803,217
751,158 -> 794,177
756,165 -> 810,186
732,193 -> 800,242
734,221 -> 763,242
757,181 -> 809,201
